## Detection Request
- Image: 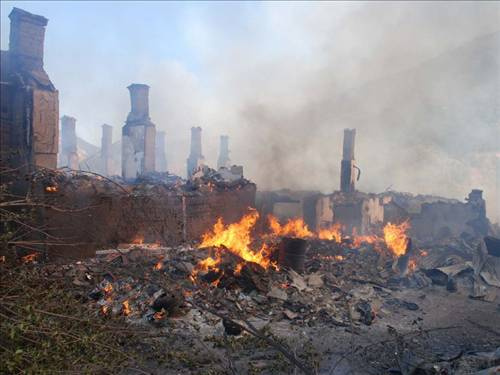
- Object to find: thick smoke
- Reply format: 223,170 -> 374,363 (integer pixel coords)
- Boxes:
1,2 -> 497,220
194,2 -> 500,221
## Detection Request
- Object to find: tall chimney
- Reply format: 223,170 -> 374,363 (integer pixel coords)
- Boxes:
122,84 -> 156,179
217,135 -> 230,169
186,126 -> 204,178
61,116 -> 78,170
9,7 -> 48,70
155,131 -> 167,172
127,84 -> 150,122
340,128 -> 356,193
101,124 -> 113,176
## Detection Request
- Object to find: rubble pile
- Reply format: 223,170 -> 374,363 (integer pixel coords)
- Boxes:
31,227 -> 500,373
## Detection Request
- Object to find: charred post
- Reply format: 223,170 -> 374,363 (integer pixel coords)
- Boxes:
122,83 -> 156,179
340,128 -> 356,193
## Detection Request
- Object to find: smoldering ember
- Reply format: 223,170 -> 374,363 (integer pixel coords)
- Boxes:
0,3 -> 499,375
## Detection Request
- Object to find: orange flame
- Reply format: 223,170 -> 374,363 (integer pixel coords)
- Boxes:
153,311 -> 165,320
199,210 -> 274,269
408,258 -> 417,273
100,305 -> 109,315
154,260 -> 163,270
21,253 -> 37,263
268,215 -> 313,238
103,283 -> 113,295
131,235 -> 144,245
193,210 -> 276,278
352,235 -> 380,248
383,221 -> 410,257
122,300 -> 131,316
45,186 -> 58,192
318,223 -> 342,242
234,262 -> 244,276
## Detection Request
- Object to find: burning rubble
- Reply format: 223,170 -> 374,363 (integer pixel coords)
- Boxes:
1,5 -> 499,374
4,212 -> 497,373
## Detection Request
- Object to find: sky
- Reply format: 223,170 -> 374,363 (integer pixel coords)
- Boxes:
1,1 -> 499,220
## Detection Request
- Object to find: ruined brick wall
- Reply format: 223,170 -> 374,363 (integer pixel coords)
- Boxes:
409,201 -> 483,240
184,184 -> 257,241
40,175 -> 256,258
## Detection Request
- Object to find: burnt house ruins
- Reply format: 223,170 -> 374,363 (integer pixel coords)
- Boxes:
1,5 -> 499,375
0,8 -> 59,172
0,7 -> 495,254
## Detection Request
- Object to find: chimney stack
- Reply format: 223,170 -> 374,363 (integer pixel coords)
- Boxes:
101,124 -> 113,176
186,126 -> 204,178
61,116 -> 78,170
217,135 -> 230,170
340,128 -> 357,193
122,83 -> 156,179
127,84 -> 150,122
155,131 -> 167,172
9,7 -> 48,70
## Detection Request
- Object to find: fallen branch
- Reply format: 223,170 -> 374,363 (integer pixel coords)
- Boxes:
191,301 -> 315,375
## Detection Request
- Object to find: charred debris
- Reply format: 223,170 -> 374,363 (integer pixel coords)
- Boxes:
1,7 -> 499,375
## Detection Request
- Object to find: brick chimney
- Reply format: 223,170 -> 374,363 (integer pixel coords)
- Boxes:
186,127 -> 204,178
122,84 -> 156,179
217,135 -> 230,169
9,7 -> 48,70
126,84 -> 150,123
340,128 -> 356,193
101,124 -> 113,176
60,116 -> 78,169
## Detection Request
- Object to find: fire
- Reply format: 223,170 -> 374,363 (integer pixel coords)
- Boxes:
352,235 -> 380,248
153,311 -> 165,320
268,215 -> 313,238
198,210 -> 274,270
383,221 -> 410,257
131,235 -> 144,245
102,283 -> 113,295
21,253 -> 37,263
100,305 -> 109,315
234,262 -> 244,275
45,186 -> 58,192
122,300 -> 131,316
154,260 -> 163,270
408,258 -> 417,273
318,223 -> 342,242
